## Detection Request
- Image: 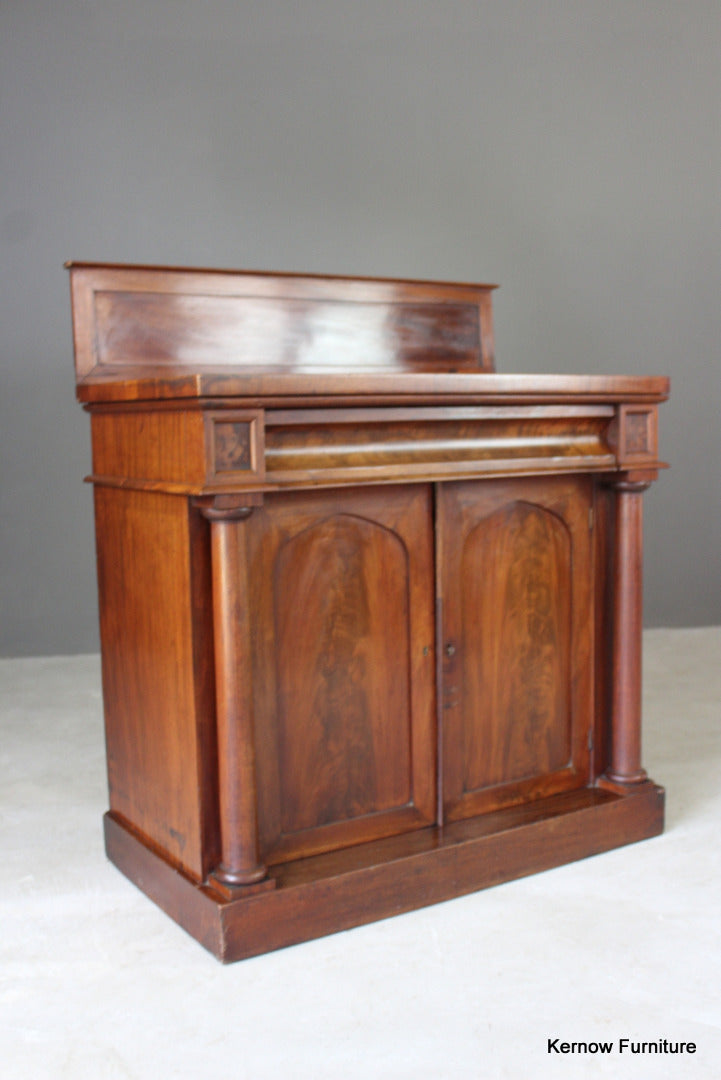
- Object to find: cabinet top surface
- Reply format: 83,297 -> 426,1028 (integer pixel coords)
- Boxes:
68,263 -> 669,406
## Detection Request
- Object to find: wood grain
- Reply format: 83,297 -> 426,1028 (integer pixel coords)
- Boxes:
76,368 -> 670,408
248,484 -> 436,864
68,262 -> 497,379
439,476 -> 594,821
104,781 -> 665,962
264,415 -> 615,483
274,514 -> 411,831
94,486 -> 218,880
602,478 -> 651,786
202,503 -> 267,887
460,500 -> 572,787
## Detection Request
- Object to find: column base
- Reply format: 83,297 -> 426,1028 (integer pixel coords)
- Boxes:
208,872 -> 276,902
597,772 -> 652,796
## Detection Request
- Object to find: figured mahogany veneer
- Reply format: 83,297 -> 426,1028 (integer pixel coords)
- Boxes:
68,263 -> 669,961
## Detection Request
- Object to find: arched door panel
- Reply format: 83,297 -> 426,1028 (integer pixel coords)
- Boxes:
438,476 -> 593,821
248,485 -> 436,864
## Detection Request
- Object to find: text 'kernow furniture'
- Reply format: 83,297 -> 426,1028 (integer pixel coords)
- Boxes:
68,263 -> 668,962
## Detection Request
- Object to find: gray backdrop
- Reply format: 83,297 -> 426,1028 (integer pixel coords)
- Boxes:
2,1 -> 719,656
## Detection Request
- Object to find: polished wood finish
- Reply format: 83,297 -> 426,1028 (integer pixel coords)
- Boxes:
247,484 -> 436,865
93,486 -> 219,880
105,780 -> 664,963
69,263 -> 669,961
438,475 -> 593,821
200,501 -> 267,889
77,370 -> 668,407
602,478 -> 651,787
67,262 -> 497,380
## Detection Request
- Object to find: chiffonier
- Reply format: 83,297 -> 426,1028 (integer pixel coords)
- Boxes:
68,263 -> 668,961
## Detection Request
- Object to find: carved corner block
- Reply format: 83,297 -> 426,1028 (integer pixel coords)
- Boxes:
607,404 -> 658,468
204,409 -> 265,487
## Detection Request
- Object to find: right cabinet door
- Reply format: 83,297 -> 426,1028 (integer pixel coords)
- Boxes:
437,474 -> 594,823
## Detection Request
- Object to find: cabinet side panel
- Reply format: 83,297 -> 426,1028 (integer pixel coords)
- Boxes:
94,487 -> 212,879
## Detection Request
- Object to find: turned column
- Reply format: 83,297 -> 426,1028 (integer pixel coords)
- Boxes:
605,478 -> 651,785
199,497 -> 266,888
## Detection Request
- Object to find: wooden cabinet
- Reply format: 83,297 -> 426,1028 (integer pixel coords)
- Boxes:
68,263 -> 669,961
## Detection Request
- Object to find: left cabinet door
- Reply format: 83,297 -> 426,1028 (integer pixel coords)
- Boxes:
247,484 -> 437,865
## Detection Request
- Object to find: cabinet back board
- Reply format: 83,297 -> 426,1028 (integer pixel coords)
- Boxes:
68,263 -> 497,383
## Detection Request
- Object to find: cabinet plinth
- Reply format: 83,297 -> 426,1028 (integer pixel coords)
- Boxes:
69,263 -> 669,961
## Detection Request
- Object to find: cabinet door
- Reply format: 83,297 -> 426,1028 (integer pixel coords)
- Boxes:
437,475 -> 594,822
247,484 -> 437,865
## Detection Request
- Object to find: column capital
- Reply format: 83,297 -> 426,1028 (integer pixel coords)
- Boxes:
193,492 -> 263,522
603,467 -> 657,493
606,477 -> 652,495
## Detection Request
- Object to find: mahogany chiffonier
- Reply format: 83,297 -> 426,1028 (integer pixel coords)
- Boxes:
68,263 -> 669,962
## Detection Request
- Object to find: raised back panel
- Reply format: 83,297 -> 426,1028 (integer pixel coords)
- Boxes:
68,263 -> 497,381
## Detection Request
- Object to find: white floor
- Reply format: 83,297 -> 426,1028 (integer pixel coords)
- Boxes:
1,628 -> 719,1079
